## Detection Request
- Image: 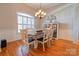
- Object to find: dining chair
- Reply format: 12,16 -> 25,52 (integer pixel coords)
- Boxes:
36,28 -> 50,51
20,29 -> 35,49
48,28 -> 55,46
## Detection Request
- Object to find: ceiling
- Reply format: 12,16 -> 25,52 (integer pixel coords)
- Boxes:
26,3 -> 68,13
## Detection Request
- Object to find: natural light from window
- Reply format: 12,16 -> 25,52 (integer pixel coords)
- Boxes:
17,12 -> 34,34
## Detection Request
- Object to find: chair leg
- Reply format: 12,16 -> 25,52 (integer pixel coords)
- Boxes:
34,41 -> 38,49
47,41 -> 49,48
43,43 -> 45,51
48,39 -> 51,47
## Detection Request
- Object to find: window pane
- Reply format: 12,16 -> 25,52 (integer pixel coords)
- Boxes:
18,25 -> 22,29
31,18 -> 34,24
28,18 -> 31,24
23,17 -> 28,24
32,21 -> 34,24
27,24 -> 31,29
23,25 -> 28,29
32,25 -> 34,28
17,16 -> 22,24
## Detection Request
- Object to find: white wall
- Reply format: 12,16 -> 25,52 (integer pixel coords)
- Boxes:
42,4 -> 78,42
73,4 -> 79,42
54,4 -> 75,41
0,3 -> 35,42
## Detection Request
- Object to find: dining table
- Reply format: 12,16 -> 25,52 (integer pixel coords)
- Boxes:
28,30 -> 44,48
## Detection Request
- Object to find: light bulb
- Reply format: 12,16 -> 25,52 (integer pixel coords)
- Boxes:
35,12 -> 39,16
39,10 -> 41,13
35,14 -> 37,16
41,11 -> 44,14
44,13 -> 46,15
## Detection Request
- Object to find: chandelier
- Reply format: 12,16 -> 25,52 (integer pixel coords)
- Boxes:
35,4 -> 46,19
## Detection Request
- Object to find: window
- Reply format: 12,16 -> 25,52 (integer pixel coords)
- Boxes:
17,13 -> 34,33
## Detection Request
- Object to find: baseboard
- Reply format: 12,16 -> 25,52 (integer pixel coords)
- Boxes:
7,39 -> 21,43
57,38 -> 74,42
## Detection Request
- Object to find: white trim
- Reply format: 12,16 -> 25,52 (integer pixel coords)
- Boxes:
17,12 -> 33,18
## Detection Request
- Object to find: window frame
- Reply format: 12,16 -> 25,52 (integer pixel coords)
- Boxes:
17,13 -> 34,33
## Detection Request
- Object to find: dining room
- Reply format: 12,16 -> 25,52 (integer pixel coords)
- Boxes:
0,3 -> 79,56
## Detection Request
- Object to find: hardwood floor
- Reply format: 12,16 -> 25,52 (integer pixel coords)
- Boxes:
0,39 -> 77,56
76,41 -> 79,56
